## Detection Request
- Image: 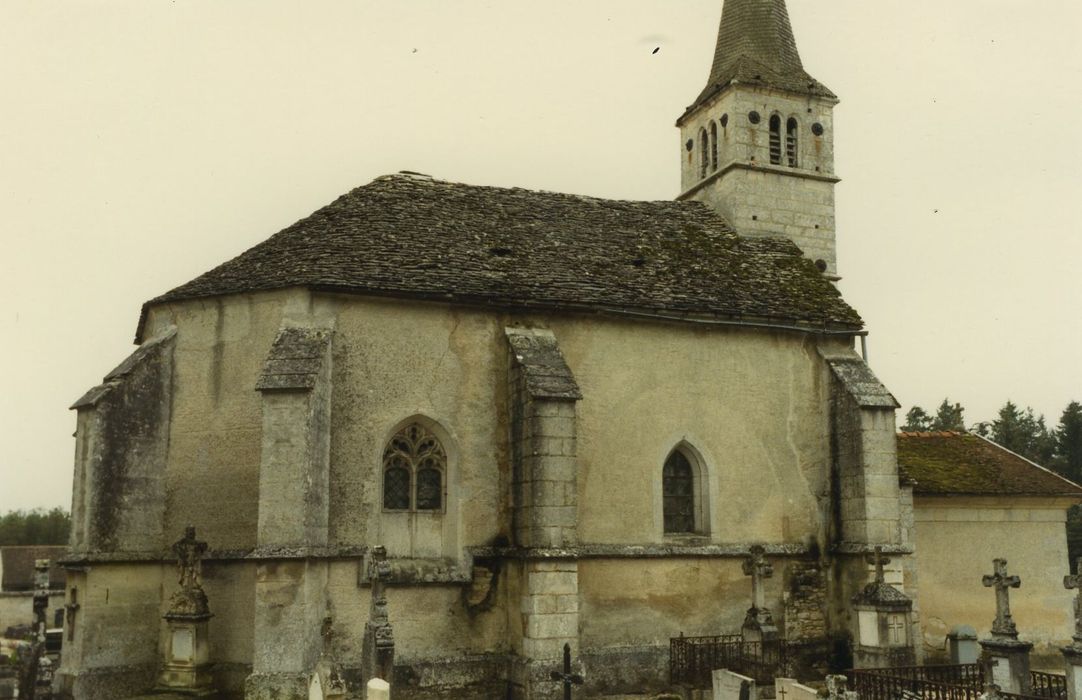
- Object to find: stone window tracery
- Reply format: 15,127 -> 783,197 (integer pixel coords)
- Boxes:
382,422 -> 446,512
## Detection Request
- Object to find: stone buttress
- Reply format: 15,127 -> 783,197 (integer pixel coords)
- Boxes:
245,326 -> 334,700
505,328 -> 583,699
821,349 -> 920,666
57,326 -> 178,700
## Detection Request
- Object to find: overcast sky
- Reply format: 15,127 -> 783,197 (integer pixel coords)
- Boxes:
2,1 -> 1080,514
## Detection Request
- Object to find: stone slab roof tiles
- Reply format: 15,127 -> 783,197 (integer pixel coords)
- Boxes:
138,173 -> 862,340
897,431 -> 1082,498
824,356 -> 899,409
680,0 -> 835,124
0,546 -> 66,592
256,327 -> 332,392
505,328 -> 582,401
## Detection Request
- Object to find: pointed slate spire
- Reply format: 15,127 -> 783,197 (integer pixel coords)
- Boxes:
680,0 -> 834,123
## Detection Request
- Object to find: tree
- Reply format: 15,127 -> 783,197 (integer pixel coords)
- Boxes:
1054,401 -> 1082,483
931,399 -> 965,431
990,401 -> 1054,465
902,405 -> 932,432
0,508 -> 70,546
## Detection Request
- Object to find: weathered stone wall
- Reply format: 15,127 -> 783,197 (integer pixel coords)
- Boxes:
783,562 -> 828,641
914,497 -> 1076,661
679,86 -> 839,275
64,292 -> 866,698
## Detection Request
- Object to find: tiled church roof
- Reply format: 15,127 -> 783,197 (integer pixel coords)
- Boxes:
0,546 -> 66,592
897,431 -> 1082,498
679,0 -> 835,124
138,173 -> 862,339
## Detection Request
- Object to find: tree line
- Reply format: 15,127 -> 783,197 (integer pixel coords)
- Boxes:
0,507 -> 70,546
901,398 -> 1082,484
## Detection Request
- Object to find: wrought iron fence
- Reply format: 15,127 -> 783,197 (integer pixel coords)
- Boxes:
669,635 -> 823,689
1030,671 -> 1068,699
849,664 -> 1066,700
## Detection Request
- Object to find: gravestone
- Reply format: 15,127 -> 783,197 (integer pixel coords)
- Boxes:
741,546 -> 778,644
1062,558 -> 1082,700
156,527 -> 215,695
366,677 -> 390,700
713,669 -> 756,700
775,677 -> 818,700
948,625 -> 979,664
362,546 -> 395,687
978,559 -> 1032,696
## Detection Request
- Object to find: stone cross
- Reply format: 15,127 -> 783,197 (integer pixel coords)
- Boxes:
65,587 -> 81,642
173,525 -> 208,590
866,546 -> 891,585
983,558 -> 1022,639
548,642 -> 584,700
743,545 -> 774,611
1063,557 -> 1082,645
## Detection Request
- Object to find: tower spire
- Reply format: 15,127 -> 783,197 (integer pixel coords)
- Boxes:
681,0 -> 834,124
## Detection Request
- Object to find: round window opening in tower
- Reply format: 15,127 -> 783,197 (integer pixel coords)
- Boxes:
812,123 -> 825,137
748,111 -> 761,125
815,259 -> 828,272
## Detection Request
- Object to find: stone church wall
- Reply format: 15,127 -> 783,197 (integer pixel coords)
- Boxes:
64,291 -> 869,698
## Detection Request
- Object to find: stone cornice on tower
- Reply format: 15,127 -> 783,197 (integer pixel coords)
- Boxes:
677,0 -> 835,126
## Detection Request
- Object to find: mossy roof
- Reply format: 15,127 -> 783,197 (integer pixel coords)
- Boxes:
0,546 -> 66,592
897,431 -> 1082,498
136,173 -> 862,340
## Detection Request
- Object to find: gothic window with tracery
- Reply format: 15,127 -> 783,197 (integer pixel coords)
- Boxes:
382,422 -> 446,512
663,450 -> 696,533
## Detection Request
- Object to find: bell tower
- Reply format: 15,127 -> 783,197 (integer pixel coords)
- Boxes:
677,0 -> 841,278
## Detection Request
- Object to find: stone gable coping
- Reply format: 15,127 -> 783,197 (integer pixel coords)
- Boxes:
505,328 -> 582,401
255,327 -> 332,392
821,354 -> 900,409
70,326 -> 177,409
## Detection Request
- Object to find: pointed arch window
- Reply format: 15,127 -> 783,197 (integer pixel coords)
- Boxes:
699,127 -> 709,179
786,117 -> 799,167
382,422 -> 446,512
769,114 -> 782,165
663,447 -> 708,535
710,121 -> 719,172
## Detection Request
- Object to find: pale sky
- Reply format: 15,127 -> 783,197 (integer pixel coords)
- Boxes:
2,1 -> 1080,513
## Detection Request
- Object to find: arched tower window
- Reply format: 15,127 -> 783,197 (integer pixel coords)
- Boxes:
769,114 -> 782,165
663,449 -> 698,534
710,121 -> 719,172
699,127 -> 709,179
383,422 -> 446,511
786,117 -> 799,167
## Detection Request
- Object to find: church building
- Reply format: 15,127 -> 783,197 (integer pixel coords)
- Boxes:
56,1 -> 920,698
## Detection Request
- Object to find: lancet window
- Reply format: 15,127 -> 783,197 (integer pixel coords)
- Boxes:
769,114 -> 782,165
663,449 -> 696,534
709,121 -> 719,172
382,422 -> 446,511
699,127 -> 709,179
786,117 -> 799,167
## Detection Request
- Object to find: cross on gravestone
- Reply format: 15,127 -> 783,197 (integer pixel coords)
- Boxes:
743,545 -> 774,611
1063,557 -> 1082,645
866,546 -> 891,585
983,558 -> 1022,639
548,643 -> 584,700
65,587 -> 80,642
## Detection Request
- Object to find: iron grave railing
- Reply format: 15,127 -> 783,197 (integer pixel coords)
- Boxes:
670,634 -> 825,689
849,664 -> 1066,700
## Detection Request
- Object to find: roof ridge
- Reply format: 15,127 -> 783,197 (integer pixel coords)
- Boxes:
971,432 -> 1082,492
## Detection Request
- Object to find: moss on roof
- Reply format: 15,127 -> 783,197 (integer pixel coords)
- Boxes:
897,431 -> 1082,498
137,173 -> 863,340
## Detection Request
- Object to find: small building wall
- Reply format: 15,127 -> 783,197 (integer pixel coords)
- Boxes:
914,496 -> 1076,660
0,591 -> 64,633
